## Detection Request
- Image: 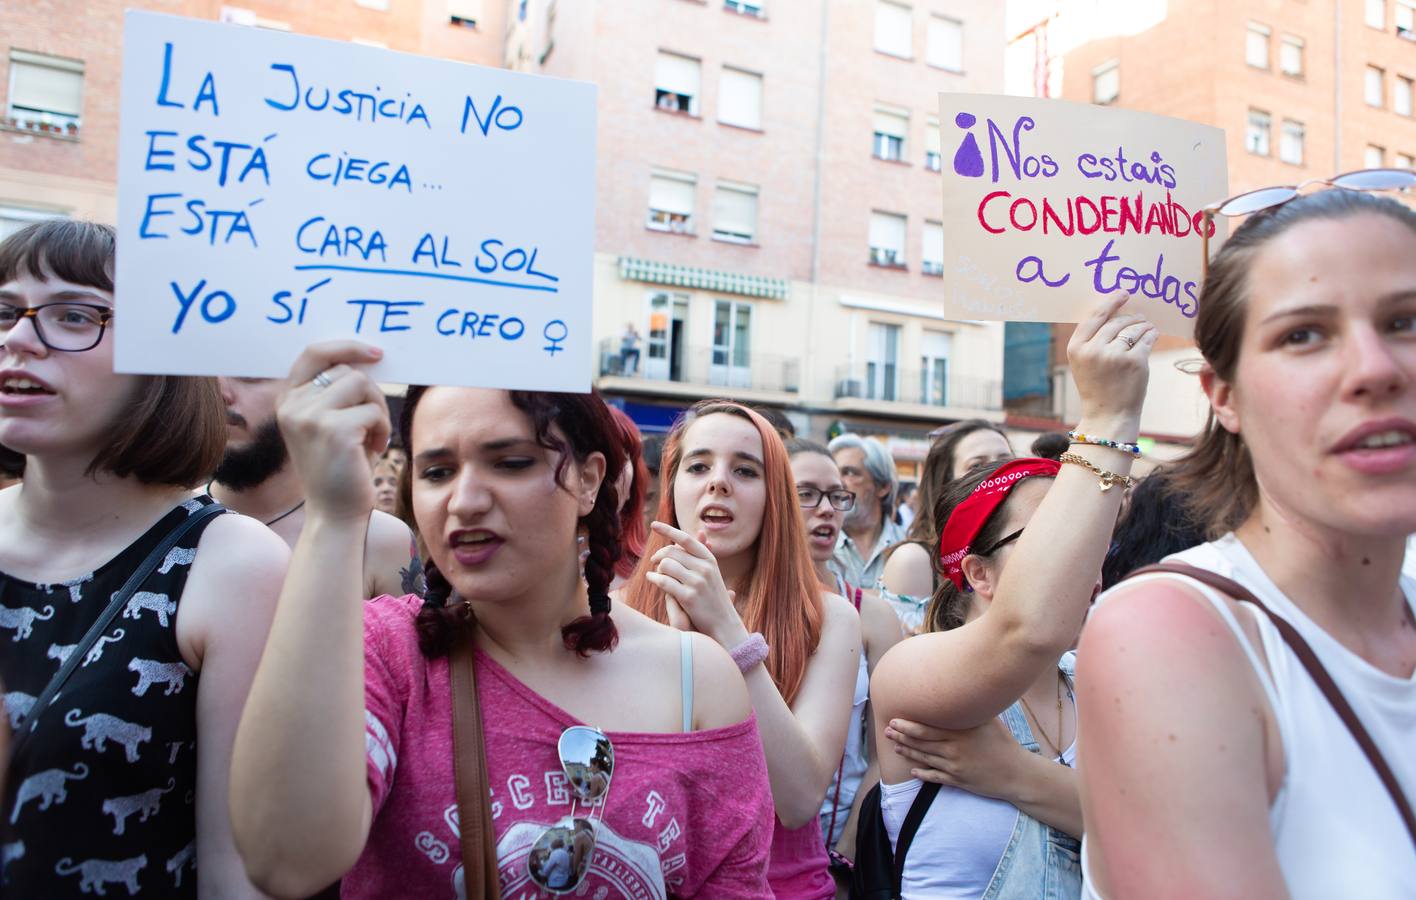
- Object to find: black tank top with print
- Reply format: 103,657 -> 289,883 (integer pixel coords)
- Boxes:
0,496 -> 224,898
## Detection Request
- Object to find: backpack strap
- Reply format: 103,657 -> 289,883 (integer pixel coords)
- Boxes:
1127,562 -> 1416,853
891,781 -> 941,898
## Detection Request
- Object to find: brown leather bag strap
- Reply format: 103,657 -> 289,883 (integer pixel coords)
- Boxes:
1128,562 -> 1416,852
450,639 -> 501,900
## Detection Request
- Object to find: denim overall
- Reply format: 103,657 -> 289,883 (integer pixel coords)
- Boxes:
980,655 -> 1082,900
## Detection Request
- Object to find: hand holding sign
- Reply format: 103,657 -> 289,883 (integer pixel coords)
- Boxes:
939,95 -> 1227,335
1067,293 -> 1157,437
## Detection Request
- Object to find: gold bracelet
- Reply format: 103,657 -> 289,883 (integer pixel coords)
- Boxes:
1059,452 -> 1135,493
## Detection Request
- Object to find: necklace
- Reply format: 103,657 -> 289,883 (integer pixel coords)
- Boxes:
204,481 -> 305,527
1019,670 -> 1067,760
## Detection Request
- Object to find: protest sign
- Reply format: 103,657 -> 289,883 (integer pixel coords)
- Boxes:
115,11 -> 597,390
938,94 -> 1227,335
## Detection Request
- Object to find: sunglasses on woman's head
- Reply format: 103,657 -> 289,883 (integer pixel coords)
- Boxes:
1201,168 -> 1416,281
526,725 -> 615,894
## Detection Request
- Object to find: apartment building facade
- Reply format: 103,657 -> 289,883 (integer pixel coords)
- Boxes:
2,0 -> 1010,471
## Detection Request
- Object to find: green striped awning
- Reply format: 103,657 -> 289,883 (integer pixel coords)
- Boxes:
617,256 -> 788,300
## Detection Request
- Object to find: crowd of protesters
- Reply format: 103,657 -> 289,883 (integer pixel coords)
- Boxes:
1,181 -> 1414,899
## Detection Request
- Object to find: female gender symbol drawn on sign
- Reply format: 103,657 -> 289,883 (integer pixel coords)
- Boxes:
543,319 -> 568,356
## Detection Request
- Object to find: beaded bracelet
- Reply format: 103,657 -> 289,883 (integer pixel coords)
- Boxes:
1067,430 -> 1142,458
1059,452 -> 1136,493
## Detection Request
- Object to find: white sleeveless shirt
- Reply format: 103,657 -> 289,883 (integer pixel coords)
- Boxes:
1081,535 -> 1416,899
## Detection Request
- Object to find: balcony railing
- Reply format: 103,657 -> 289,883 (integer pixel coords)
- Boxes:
833,364 -> 1002,411
599,338 -> 800,394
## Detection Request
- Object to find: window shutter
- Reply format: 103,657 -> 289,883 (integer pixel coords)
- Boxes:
925,119 -> 941,155
649,173 -> 695,216
923,222 -> 944,264
448,0 -> 482,22
655,52 -> 701,98
719,68 -> 762,129
873,108 -> 908,139
874,2 -> 912,56
869,212 -> 906,252
8,54 -> 84,117
713,185 -> 758,238
927,16 -> 963,69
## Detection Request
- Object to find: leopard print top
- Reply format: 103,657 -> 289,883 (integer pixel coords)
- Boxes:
0,496 -> 223,898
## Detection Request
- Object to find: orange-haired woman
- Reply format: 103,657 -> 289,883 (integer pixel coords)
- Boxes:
622,401 -> 861,899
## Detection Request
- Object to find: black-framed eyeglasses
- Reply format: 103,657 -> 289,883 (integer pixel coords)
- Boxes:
1200,168 -> 1416,282
0,302 -> 114,352
527,725 -> 615,894
797,487 -> 856,511
975,527 -> 1024,557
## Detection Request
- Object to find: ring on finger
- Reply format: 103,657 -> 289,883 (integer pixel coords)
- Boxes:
311,369 -> 336,389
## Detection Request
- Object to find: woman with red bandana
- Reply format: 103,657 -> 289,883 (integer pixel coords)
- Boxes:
866,293 -> 1156,898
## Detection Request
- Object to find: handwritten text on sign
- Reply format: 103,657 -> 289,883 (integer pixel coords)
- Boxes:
938,94 -> 1227,335
116,11 -> 596,390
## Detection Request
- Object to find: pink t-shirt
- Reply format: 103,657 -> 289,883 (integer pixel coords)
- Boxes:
768,816 -> 834,899
346,595 -> 776,899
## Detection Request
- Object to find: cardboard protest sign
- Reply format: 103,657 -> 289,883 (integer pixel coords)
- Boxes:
116,11 -> 596,390
938,94 -> 1227,335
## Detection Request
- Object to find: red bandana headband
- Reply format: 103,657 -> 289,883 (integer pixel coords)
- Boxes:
938,457 -> 1060,590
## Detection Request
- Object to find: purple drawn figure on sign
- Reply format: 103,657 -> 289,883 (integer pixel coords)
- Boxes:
952,112 -> 985,178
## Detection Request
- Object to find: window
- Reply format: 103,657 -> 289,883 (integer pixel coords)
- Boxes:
874,1 -> 913,58
724,0 -> 764,16
1368,0 -> 1386,28
655,52 -> 701,115
867,323 -> 901,402
647,169 -> 696,232
719,67 -> 763,130
926,16 -> 963,71
920,331 -> 953,406
1367,144 -> 1386,168
644,292 -> 688,382
712,301 -> 753,387
922,221 -> 944,276
355,0 -> 389,8
712,181 -> 758,243
1397,77 -> 1414,116
448,0 -> 480,26
0,205 -> 60,242
219,6 -> 292,28
1397,152 -> 1414,170
1280,36 -> 1304,76
1246,23 -> 1270,69
1397,0 -> 1415,35
541,0 -> 556,63
1366,66 -> 1385,107
6,50 -> 84,134
924,117 -> 941,170
1092,60 -> 1120,104
869,211 -> 907,267
873,106 -> 908,161
1280,119 -> 1305,165
1246,109 -> 1271,156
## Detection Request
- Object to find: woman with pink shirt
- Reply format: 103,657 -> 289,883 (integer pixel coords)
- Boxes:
229,343 -> 775,899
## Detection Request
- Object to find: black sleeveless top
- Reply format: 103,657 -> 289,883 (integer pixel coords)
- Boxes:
0,496 -> 223,898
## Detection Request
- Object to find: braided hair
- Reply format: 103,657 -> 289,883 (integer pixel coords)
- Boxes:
399,386 -> 625,659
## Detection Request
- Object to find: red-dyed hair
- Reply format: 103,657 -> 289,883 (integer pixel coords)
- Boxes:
622,400 -> 824,705
608,406 -> 649,580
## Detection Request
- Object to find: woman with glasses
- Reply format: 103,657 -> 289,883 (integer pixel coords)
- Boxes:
229,354 -> 774,898
622,402 -> 862,899
1079,186 -> 1416,898
879,421 -> 1013,634
866,293 -> 1155,898
787,440 -> 903,875
0,220 -> 288,897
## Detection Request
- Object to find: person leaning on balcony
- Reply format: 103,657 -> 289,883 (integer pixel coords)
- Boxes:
827,433 -> 904,591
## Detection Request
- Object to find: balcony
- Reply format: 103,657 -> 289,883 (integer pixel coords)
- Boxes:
833,364 -> 1003,417
597,338 -> 801,403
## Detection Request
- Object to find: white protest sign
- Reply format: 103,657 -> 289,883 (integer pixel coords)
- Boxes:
938,94 -> 1227,335
116,11 -> 596,390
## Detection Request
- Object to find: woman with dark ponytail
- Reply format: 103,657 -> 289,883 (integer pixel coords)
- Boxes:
229,343 -> 774,898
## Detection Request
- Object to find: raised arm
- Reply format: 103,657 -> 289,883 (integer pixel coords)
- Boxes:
1077,582 -> 1288,898
871,293 -> 1154,728
176,513 -> 289,899
230,342 -> 390,898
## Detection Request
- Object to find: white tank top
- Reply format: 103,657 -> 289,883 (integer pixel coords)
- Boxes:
1081,535 -> 1416,899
